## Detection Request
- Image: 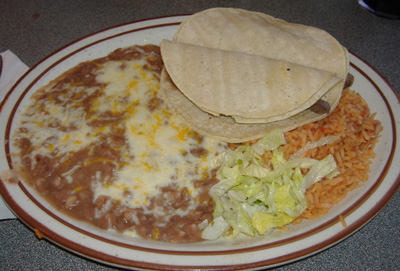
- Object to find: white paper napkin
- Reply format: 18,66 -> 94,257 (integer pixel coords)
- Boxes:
0,50 -> 29,219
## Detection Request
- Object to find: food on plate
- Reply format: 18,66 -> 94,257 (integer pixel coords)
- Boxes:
160,39 -> 341,123
11,45 -> 229,243
160,8 -> 349,142
202,89 -> 381,240
9,8 -> 381,244
202,129 -> 340,240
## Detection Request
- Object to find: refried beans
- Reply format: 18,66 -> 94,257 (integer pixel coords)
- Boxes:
12,45 -> 228,243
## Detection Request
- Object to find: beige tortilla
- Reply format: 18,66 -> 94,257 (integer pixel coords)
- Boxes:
161,39 -> 341,123
160,8 -> 349,142
161,68 -> 335,143
174,8 -> 349,75
174,8 -> 348,113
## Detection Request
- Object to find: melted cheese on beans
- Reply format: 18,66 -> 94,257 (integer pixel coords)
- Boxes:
14,54 -> 227,213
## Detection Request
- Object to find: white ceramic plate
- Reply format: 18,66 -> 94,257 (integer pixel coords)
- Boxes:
0,15 -> 399,270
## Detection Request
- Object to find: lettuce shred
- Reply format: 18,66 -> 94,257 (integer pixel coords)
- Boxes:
202,129 -> 339,240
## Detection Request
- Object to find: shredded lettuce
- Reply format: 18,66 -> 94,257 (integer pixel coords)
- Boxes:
290,135 -> 340,159
201,216 -> 230,240
202,129 -> 339,240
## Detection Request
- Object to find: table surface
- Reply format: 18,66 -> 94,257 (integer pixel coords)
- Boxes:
1,1 -> 399,270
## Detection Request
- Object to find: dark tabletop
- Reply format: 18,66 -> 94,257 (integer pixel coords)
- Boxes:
1,0 -> 399,270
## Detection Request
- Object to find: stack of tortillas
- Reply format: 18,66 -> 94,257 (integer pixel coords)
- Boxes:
160,8 -> 349,143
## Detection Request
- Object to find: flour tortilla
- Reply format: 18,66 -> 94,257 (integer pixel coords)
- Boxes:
160,8 -> 349,142
161,39 -> 341,123
161,69 -> 336,143
174,8 -> 348,101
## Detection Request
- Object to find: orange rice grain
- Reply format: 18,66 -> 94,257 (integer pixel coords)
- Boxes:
285,88 -> 382,224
